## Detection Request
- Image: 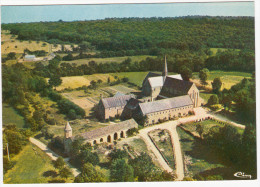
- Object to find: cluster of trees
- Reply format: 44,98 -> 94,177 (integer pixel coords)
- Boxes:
219,77 -> 255,123
24,49 -> 48,57
71,137 -> 174,182
107,149 -> 174,182
201,122 -> 256,178
3,124 -> 33,173
2,52 -> 17,63
205,50 -> 255,72
3,17 -> 254,53
33,50 -> 207,82
2,62 -> 85,131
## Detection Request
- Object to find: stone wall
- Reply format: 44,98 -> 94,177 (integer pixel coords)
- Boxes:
145,104 -> 194,125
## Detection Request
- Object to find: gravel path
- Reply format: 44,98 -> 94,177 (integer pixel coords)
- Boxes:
137,107 -> 245,181
29,137 -> 80,177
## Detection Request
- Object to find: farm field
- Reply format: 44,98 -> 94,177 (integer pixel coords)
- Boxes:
192,71 -> 251,90
2,103 -> 26,128
61,55 -> 156,65
4,143 -> 73,184
176,127 -> 225,179
55,74 -> 116,91
1,30 -> 50,55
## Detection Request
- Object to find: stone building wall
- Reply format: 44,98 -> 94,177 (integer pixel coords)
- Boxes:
145,104 -> 194,125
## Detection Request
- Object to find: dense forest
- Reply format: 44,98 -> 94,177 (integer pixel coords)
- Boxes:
2,16 -> 255,54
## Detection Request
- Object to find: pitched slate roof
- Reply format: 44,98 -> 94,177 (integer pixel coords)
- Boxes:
147,74 -> 183,88
139,95 -> 193,115
148,76 -> 164,88
74,119 -> 138,141
65,121 -> 72,131
163,77 -> 193,93
142,72 -> 161,85
101,95 -> 133,109
167,74 -> 183,80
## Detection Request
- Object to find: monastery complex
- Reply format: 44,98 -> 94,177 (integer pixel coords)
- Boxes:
64,56 -> 200,151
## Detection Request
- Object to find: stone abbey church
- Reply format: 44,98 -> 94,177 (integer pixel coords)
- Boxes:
97,56 -> 200,124
64,57 -> 200,151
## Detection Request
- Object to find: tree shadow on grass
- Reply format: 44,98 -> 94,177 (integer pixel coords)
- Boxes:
43,170 -> 59,178
186,138 -> 226,165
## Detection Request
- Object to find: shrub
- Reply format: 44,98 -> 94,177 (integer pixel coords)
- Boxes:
126,128 -> 139,137
207,95 -> 219,106
209,104 -> 222,111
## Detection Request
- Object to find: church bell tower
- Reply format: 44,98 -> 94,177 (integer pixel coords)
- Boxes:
162,55 -> 168,82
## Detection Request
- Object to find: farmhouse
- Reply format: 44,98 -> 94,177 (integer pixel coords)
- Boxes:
64,119 -> 138,152
138,95 -> 194,125
24,54 -> 36,61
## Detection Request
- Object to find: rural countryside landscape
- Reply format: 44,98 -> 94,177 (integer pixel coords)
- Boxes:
1,2 -> 256,184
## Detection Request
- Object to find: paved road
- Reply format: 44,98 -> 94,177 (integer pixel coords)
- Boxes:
29,137 -> 80,177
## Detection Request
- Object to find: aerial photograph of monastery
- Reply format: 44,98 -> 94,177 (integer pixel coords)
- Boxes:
1,1 -> 257,185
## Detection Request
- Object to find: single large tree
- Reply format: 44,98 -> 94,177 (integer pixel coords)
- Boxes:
207,95 -> 219,106
179,65 -> 192,81
211,77 -> 222,94
53,157 -> 65,170
199,68 -> 209,86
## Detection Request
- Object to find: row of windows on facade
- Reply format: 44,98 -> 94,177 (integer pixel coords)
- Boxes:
147,105 -> 192,117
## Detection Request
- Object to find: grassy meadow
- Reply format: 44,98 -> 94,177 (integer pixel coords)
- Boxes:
4,143 -> 73,184
2,103 -> 26,128
55,74 -> 116,91
61,55 -> 156,65
1,31 -> 50,55
192,71 -> 251,90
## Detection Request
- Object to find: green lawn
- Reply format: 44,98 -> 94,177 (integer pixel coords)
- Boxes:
2,103 -> 26,128
110,72 -> 151,87
177,127 -> 224,178
180,119 -> 244,136
4,143 -> 73,184
199,92 -> 215,103
110,71 -> 176,87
